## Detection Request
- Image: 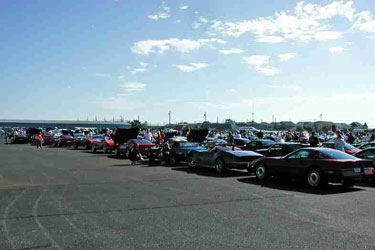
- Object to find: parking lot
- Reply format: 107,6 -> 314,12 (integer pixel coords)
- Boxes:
1,140 -> 375,250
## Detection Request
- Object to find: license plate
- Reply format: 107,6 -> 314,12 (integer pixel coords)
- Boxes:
354,168 -> 361,173
364,169 -> 374,175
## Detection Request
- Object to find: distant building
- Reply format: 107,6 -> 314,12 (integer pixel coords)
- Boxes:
0,119 -> 130,130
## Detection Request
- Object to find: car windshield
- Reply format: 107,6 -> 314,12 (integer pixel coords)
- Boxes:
180,142 -> 199,147
93,135 -> 103,139
321,150 -> 357,159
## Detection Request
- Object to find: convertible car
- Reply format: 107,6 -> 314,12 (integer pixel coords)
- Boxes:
321,142 -> 360,155
188,146 -> 263,173
251,148 -> 374,188
91,135 -> 115,153
116,139 -> 155,158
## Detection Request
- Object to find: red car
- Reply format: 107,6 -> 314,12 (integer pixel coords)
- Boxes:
115,139 -> 155,158
321,142 -> 360,155
54,135 -> 76,147
91,135 -> 115,153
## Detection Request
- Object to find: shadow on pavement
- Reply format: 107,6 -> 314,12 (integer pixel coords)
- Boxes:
172,167 -> 250,178
237,176 -> 364,195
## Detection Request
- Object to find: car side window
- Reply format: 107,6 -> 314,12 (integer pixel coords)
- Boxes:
288,150 -> 311,159
271,144 -> 282,150
288,152 -> 300,159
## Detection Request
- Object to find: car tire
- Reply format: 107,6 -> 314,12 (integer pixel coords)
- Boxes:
306,168 -> 326,188
187,155 -> 197,168
74,144 -> 78,150
114,147 -> 120,156
92,145 -> 97,153
342,179 -> 355,188
215,158 -> 227,173
103,145 -> 108,154
125,148 -> 130,159
254,163 -> 268,180
170,155 -> 179,166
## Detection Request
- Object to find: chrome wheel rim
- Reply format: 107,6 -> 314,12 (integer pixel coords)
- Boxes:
256,165 -> 266,179
308,170 -> 320,187
216,160 -> 223,172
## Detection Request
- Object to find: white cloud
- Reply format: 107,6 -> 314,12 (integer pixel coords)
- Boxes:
243,55 -> 280,76
131,38 -> 226,55
278,53 -> 297,62
208,1 -> 355,43
352,11 -> 375,33
148,2 -> 170,20
139,62 -> 148,67
180,5 -> 189,10
314,31 -> 343,40
256,35 -> 284,43
175,63 -> 208,72
199,16 -> 208,24
119,82 -> 147,96
329,47 -> 346,53
131,68 -> 146,75
219,48 -> 244,55
228,89 -> 237,93
243,55 -> 270,67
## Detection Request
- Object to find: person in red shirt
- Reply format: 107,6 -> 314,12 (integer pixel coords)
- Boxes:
37,132 -> 44,149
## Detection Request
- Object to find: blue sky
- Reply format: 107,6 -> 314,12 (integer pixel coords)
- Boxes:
1,0 -> 375,126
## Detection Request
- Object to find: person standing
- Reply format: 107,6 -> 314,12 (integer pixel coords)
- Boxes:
308,131 -> 320,147
334,131 -> 345,152
347,132 -> 355,144
37,132 -> 44,149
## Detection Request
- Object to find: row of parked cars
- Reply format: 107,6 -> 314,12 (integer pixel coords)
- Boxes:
8,128 -> 375,189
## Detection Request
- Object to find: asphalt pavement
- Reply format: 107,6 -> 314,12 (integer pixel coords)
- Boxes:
0,139 -> 375,250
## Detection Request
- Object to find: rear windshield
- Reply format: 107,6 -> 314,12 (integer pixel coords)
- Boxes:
321,150 -> 357,159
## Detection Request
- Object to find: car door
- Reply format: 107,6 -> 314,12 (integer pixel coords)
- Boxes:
282,151 -> 306,177
197,148 -> 216,167
287,150 -> 314,177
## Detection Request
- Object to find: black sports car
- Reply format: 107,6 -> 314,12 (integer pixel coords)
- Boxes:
188,146 -> 263,173
242,139 -> 276,151
256,142 -> 306,157
251,148 -> 374,188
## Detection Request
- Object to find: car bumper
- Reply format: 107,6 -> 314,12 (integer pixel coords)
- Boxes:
326,168 -> 374,183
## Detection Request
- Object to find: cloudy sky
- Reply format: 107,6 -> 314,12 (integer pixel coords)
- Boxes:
1,0 -> 375,126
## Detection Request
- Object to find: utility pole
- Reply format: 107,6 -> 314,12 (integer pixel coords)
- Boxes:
168,111 -> 171,125
138,115 -> 140,122
204,112 -> 207,122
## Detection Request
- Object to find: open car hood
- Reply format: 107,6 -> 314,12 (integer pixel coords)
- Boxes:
113,128 -> 140,145
187,129 -> 209,143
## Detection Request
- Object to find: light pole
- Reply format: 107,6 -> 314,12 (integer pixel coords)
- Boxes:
168,111 -> 171,125
204,112 -> 207,122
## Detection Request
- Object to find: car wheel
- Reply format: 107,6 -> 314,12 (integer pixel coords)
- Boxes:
342,179 -> 355,188
114,147 -> 120,156
215,158 -> 227,173
74,144 -> 78,150
103,145 -> 108,154
306,168 -> 326,188
125,148 -> 130,159
254,163 -> 268,180
187,155 -> 197,168
92,145 -> 97,153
